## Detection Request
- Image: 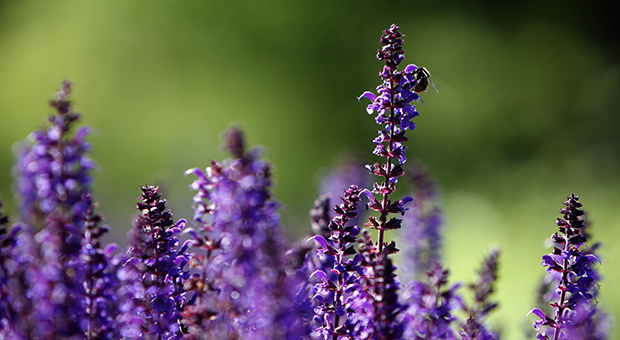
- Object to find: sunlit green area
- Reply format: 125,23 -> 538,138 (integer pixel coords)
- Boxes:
1,1 -> 618,339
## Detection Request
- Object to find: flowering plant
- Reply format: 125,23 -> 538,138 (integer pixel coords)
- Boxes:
0,24 -> 609,340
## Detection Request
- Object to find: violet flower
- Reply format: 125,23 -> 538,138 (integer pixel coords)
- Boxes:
14,80 -> 95,229
117,186 -> 190,340
528,193 -> 604,340
358,23 -> 421,252
18,210 -> 85,339
5,82 -> 97,339
460,247 -> 500,340
403,263 -> 461,340
79,193 -> 121,340
185,126 -> 306,340
310,185 -> 362,340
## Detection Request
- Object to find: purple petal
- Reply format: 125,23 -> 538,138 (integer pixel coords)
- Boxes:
358,91 -> 376,102
312,235 -> 329,249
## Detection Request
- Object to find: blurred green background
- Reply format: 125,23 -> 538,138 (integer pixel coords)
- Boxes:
1,1 -> 619,338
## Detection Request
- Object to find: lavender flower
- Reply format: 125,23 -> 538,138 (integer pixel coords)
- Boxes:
358,23 -> 421,252
528,193 -> 604,340
460,247 -> 500,340
14,80 -> 95,228
403,263 -> 460,340
117,186 -> 189,340
18,211 -> 85,339
79,193 -> 121,340
185,126 -> 305,340
310,185 -> 362,340
2,82 -> 99,339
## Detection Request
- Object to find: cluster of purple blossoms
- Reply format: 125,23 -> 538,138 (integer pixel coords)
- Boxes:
79,193 -> 121,339
184,126 -> 305,340
310,185 -> 362,340
529,193 -> 608,340
0,24 -> 610,340
117,186 -> 190,339
14,80 -> 95,228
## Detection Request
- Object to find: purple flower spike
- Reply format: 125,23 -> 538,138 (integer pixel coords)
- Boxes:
117,186 -> 189,340
79,194 -> 120,340
185,126 -> 306,340
310,185 -> 362,340
359,24 -> 432,254
14,80 -> 95,229
528,193 -> 608,340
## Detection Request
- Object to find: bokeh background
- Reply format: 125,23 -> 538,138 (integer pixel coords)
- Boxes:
1,1 -> 619,338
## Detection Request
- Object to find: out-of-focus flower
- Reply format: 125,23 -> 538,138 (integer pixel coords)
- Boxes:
403,263 -> 461,340
460,247 -> 500,340
14,80 -> 95,229
5,82 -> 96,339
398,160 -> 444,284
185,126 -> 306,340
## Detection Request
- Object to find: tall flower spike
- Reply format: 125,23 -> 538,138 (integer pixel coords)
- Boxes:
14,80 -> 95,228
7,82 -> 96,339
185,126 -> 306,340
528,193 -> 603,340
358,24 -> 424,252
310,185 -> 362,340
79,193 -> 121,340
117,186 -> 189,340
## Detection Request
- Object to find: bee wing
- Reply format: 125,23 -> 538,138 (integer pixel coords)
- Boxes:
428,78 -> 439,93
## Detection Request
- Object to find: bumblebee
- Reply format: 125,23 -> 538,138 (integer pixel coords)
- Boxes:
412,67 -> 438,93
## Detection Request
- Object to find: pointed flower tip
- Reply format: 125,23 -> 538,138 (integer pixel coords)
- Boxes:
359,188 -> 374,201
310,269 -> 328,283
185,167 -> 208,181
526,308 -> 546,320
358,91 -> 376,103
175,219 -> 187,228
400,196 -> 414,206
311,234 -> 328,249
104,243 -> 120,257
